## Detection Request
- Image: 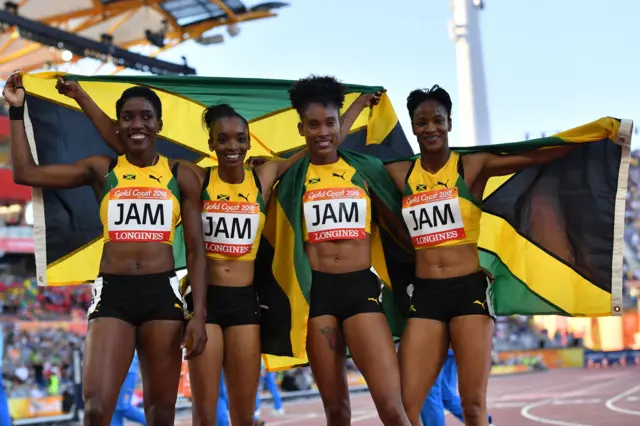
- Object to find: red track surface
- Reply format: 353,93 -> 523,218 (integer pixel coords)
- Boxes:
169,367 -> 640,425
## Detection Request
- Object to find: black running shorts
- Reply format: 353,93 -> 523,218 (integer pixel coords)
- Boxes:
309,269 -> 384,322
407,270 -> 495,322
185,284 -> 260,329
87,271 -> 186,326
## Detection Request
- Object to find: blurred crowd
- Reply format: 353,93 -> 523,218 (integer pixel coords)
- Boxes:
2,324 -> 82,401
492,316 -> 582,353
623,151 -> 640,308
0,275 -> 91,320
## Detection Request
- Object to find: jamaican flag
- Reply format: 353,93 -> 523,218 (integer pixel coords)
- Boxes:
387,117 -> 631,319
257,150 -> 415,371
472,117 -> 632,318
21,72 -> 411,287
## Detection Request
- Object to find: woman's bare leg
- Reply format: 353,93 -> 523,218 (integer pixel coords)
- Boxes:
137,320 -> 185,426
450,315 -> 494,426
82,318 -> 136,426
343,312 -> 409,426
223,324 -> 262,426
307,316 -> 350,426
189,324 -> 224,426
398,318 -> 450,425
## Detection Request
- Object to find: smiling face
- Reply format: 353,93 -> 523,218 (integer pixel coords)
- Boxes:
116,97 -> 162,155
208,116 -> 250,166
298,102 -> 341,162
411,99 -> 452,154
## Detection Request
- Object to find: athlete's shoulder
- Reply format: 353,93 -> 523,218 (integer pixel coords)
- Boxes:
86,155 -> 115,176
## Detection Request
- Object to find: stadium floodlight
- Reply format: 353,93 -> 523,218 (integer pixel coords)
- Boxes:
0,10 -> 196,75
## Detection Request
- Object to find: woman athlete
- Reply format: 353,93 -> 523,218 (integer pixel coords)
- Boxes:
287,76 -> 410,426
385,85 -> 574,426
55,77 -> 379,426
5,72 -> 208,426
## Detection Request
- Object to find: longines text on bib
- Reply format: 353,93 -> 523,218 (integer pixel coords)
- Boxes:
107,187 -> 173,242
303,187 -> 367,242
402,188 -> 465,247
202,200 -> 260,256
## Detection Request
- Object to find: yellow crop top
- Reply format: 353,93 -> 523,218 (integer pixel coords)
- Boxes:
302,157 -> 371,243
100,155 -> 181,245
401,151 -> 482,249
201,167 -> 266,260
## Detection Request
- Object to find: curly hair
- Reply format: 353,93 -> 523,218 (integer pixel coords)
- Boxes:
289,75 -> 345,117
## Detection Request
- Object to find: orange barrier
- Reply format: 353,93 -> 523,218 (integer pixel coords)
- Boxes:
178,360 -> 192,399
495,347 -> 584,369
8,396 -> 63,419
490,365 -> 532,375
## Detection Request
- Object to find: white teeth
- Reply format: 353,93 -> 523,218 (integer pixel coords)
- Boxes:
130,134 -> 145,140
226,154 -> 239,159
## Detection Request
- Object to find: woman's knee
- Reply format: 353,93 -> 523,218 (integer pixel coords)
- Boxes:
230,411 -> 256,426
460,395 -> 485,423
376,401 -> 408,426
324,402 -> 350,426
193,405 -> 218,426
145,403 -> 176,426
83,396 -> 111,426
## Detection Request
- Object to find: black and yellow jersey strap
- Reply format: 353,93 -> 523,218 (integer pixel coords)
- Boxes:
252,168 -> 263,193
108,157 -> 118,173
457,154 -> 465,179
171,161 -> 179,179
201,166 -> 213,193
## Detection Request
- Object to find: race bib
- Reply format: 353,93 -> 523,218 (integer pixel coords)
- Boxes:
303,187 -> 367,242
402,188 -> 466,247
202,200 -> 260,256
107,187 -> 173,242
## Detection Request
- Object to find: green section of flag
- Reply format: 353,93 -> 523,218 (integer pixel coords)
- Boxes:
64,74 -> 382,121
479,250 -> 566,316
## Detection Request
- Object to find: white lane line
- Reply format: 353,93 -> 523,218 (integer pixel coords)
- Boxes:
520,399 -> 593,426
551,399 -> 601,405
605,383 -> 640,416
519,379 -> 614,426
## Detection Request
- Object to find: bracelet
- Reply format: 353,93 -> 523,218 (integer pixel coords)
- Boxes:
9,106 -> 24,121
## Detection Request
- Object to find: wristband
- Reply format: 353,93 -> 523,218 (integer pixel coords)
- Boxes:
9,106 -> 24,121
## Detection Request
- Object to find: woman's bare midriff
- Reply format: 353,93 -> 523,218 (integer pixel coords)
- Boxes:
305,236 -> 371,274
100,242 -> 176,275
206,258 -> 255,287
415,243 -> 481,279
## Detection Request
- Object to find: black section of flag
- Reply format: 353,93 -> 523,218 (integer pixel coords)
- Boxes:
342,122 -> 414,161
26,95 -> 202,264
279,123 -> 413,163
254,235 -> 294,357
482,140 -> 620,293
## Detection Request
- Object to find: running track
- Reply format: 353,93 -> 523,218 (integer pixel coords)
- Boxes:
168,367 -> 640,425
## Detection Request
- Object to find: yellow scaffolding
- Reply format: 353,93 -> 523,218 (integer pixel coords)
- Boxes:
0,0 -> 286,77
